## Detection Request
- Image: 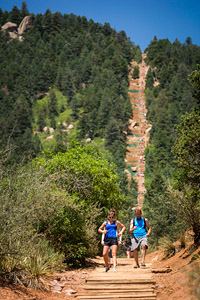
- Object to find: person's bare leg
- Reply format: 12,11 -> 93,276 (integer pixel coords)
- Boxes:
111,245 -> 118,270
133,250 -> 139,267
108,256 -> 111,267
141,245 -> 146,265
103,246 -> 109,267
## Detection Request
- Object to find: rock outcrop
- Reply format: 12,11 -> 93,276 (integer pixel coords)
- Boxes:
18,16 -> 34,35
1,16 -> 34,40
2,22 -> 18,39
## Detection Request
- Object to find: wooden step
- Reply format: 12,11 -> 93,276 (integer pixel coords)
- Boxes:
83,286 -> 154,291
77,292 -> 155,296
86,279 -> 156,284
76,296 -> 156,299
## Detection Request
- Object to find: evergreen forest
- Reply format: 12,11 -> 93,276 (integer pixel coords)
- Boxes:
0,2 -> 200,284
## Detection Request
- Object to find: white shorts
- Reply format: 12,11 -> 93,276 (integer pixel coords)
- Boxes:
131,236 -> 148,251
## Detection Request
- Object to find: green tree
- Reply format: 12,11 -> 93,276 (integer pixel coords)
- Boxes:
186,36 -> 192,45
71,95 -> 80,120
189,65 -> 200,106
132,65 -> 139,79
171,109 -> 200,244
145,68 -> 154,89
43,8 -> 52,35
8,5 -> 21,25
143,173 -> 182,245
48,90 -> 58,120
105,117 -> 121,149
0,8 -> 4,26
51,12 -> 62,35
38,142 -> 123,209
37,110 -> 46,132
135,47 -> 142,64
21,2 -> 29,18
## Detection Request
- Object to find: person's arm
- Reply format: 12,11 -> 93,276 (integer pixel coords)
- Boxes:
101,233 -> 105,245
129,219 -> 137,233
116,221 -> 126,237
145,219 -> 151,237
98,221 -> 107,235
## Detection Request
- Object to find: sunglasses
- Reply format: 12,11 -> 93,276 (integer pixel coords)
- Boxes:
109,216 -> 114,219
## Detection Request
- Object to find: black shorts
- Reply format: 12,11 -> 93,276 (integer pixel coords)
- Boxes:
104,237 -> 118,247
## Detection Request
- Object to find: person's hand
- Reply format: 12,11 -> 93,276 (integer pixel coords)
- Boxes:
133,226 -> 137,230
118,231 -> 122,237
103,230 -> 108,234
118,241 -> 122,245
146,233 -> 150,237
101,242 -> 104,246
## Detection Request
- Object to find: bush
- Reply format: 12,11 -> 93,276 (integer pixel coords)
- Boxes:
132,66 -> 139,79
0,154 -> 68,275
40,204 -> 100,267
158,237 -> 176,258
0,142 -> 123,271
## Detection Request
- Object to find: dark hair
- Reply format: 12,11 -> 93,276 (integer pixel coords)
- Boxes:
108,209 -> 115,217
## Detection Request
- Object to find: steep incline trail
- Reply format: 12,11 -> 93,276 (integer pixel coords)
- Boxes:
75,257 -> 156,299
126,54 -> 151,207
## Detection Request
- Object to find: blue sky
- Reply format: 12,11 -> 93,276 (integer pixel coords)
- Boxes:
1,0 -> 200,51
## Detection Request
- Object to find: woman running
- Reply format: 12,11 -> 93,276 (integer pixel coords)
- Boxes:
98,209 -> 126,272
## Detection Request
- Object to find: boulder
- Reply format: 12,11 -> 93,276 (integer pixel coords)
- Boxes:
18,16 -> 34,35
2,22 -> 17,32
129,119 -> 136,129
49,127 -> 54,134
124,169 -> 130,175
2,22 -> 18,39
9,31 -> 18,39
67,124 -> 73,130
37,92 -> 49,99
2,16 -> 34,41
146,126 -> 152,134
43,126 -> 48,133
63,288 -> 76,295
46,135 -> 54,140
86,138 -> 92,143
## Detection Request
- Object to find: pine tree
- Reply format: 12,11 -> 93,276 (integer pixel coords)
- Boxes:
37,110 -> 46,132
135,48 -> 142,64
48,90 -> 58,120
21,2 -> 29,19
9,6 -> 21,25
132,66 -> 139,79
145,68 -> 154,89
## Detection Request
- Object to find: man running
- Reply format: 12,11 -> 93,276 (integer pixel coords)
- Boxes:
129,207 -> 151,268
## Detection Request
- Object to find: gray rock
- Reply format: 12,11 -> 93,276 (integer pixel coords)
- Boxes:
2,22 -> 17,32
18,16 -> 34,35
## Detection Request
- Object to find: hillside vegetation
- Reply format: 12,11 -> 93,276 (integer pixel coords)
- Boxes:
0,3 -> 200,292
0,3 -> 138,281
143,36 -> 200,246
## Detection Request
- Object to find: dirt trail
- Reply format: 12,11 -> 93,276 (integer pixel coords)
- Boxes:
126,54 -> 151,207
75,257 -> 156,299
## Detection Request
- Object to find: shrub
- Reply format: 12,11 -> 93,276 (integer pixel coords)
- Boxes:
158,237 -> 176,258
0,142 -> 121,271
